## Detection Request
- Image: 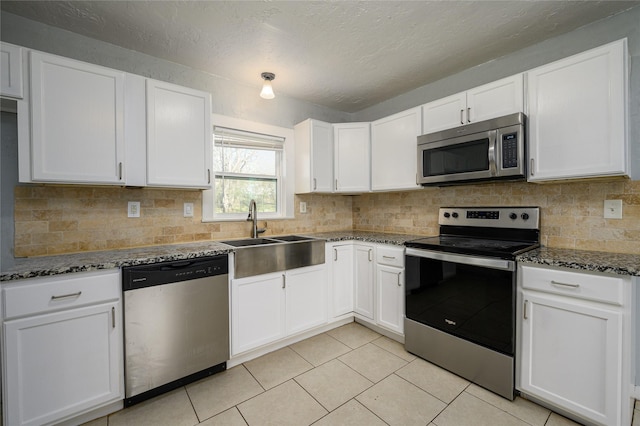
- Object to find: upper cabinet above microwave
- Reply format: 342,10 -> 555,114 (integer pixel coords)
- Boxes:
527,39 -> 629,182
422,74 -> 524,134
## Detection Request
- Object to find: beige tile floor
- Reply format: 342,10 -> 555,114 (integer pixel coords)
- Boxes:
86,322 -> 589,426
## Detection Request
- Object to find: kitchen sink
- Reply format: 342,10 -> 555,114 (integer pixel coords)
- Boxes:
222,236 -> 325,278
221,238 -> 280,247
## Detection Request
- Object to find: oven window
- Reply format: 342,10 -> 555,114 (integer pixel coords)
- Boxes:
423,139 -> 489,176
405,255 -> 514,355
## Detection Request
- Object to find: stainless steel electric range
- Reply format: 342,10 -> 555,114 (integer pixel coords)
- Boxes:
404,206 -> 540,400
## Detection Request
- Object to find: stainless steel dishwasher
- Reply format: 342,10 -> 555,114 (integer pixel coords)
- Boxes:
122,255 -> 229,407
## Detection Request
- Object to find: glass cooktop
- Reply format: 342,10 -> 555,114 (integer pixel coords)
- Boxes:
405,235 -> 539,259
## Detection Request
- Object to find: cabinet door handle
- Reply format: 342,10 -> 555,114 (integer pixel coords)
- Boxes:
335,179 -> 338,191
460,109 -> 464,125
523,300 -> 528,320
118,162 -> 123,180
207,169 -> 211,184
551,280 -> 580,288
530,158 -> 534,177
397,272 -> 402,287
368,249 -> 372,262
467,107 -> 471,123
313,178 -> 317,191
112,306 -> 116,328
282,274 -> 286,289
51,291 -> 82,301
334,248 -> 338,261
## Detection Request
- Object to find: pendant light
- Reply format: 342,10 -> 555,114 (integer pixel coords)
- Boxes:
260,72 -> 275,99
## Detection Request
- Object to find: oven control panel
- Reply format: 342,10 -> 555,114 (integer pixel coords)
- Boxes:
439,207 -> 539,229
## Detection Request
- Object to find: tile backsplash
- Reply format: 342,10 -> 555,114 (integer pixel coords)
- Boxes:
353,179 -> 640,255
13,179 -> 640,257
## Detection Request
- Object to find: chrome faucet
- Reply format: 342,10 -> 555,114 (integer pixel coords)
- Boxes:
247,199 -> 266,238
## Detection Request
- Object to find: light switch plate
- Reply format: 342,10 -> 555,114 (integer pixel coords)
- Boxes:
184,202 -> 194,218
128,201 -> 140,218
604,199 -> 622,219
299,201 -> 307,213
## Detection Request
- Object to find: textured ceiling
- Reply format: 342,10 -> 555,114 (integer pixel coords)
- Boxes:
1,1 -> 638,112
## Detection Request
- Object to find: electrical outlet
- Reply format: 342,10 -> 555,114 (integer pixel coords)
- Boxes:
604,199 -> 623,219
299,201 -> 307,213
184,202 -> 194,218
128,201 -> 140,218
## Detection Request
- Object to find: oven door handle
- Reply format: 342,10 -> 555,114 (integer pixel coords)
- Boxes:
405,248 -> 515,271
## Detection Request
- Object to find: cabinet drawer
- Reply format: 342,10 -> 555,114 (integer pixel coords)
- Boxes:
376,246 -> 404,267
520,265 -> 624,306
3,269 -> 121,319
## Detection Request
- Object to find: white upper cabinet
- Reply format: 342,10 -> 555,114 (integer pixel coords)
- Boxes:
146,79 -> 212,188
27,51 -> 126,185
294,119 -> 334,193
1,42 -> 23,98
527,39 -> 628,181
371,107 -> 422,191
334,122 -> 370,193
422,74 -> 524,134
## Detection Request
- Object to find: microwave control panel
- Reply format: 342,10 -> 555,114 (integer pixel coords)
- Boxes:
502,133 -> 519,169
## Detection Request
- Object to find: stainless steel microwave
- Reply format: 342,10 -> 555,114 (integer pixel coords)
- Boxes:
417,113 -> 526,186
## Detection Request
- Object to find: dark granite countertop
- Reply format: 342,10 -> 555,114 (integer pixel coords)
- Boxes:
0,231 -> 425,282
517,247 -> 640,277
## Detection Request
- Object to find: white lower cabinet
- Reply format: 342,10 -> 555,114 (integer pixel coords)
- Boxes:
231,264 -> 327,355
2,270 -> 123,426
517,264 -> 632,426
329,243 -> 354,318
353,244 -> 375,320
375,246 -> 405,334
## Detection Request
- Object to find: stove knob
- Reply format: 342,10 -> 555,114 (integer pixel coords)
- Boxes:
521,213 -> 530,220
452,212 -> 459,218
509,212 -> 517,220
443,212 -> 450,218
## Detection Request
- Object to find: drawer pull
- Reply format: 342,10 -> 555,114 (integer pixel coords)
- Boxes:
383,255 -> 396,260
51,291 -> 82,301
551,280 -> 580,289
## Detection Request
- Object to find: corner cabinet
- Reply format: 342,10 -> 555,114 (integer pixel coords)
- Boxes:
2,270 -> 123,426
146,79 -> 212,188
353,244 -> 375,320
517,264 -> 632,426
334,122 -> 371,193
294,119 -> 334,193
26,51 -> 126,185
328,243 -> 355,318
527,39 -> 628,181
422,74 -> 523,134
371,107 -> 422,191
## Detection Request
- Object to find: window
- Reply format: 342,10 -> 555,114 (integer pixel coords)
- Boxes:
202,114 -> 294,222
213,127 -> 283,215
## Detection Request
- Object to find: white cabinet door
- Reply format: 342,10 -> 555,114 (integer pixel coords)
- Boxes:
330,243 -> 354,317
466,74 -> 523,123
28,51 -> 125,184
527,39 -> 627,181
146,79 -> 212,188
334,123 -> 370,193
422,92 -> 466,134
285,264 -> 328,335
519,292 -> 622,426
4,302 -> 122,426
1,42 -> 23,98
294,119 -> 334,193
353,244 -> 375,320
371,107 -> 422,191
231,273 -> 286,355
376,265 -> 404,334
422,74 -> 523,134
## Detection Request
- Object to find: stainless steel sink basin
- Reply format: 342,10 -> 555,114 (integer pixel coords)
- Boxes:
269,235 -> 315,242
221,238 -> 280,247
222,236 -> 325,278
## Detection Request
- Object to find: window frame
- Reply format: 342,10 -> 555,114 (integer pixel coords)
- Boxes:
202,114 -> 295,222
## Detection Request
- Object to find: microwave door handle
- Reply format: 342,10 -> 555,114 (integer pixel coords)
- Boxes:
488,132 -> 497,176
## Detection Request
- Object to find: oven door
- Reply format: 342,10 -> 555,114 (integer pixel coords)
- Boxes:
417,130 -> 497,185
405,248 -> 516,355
